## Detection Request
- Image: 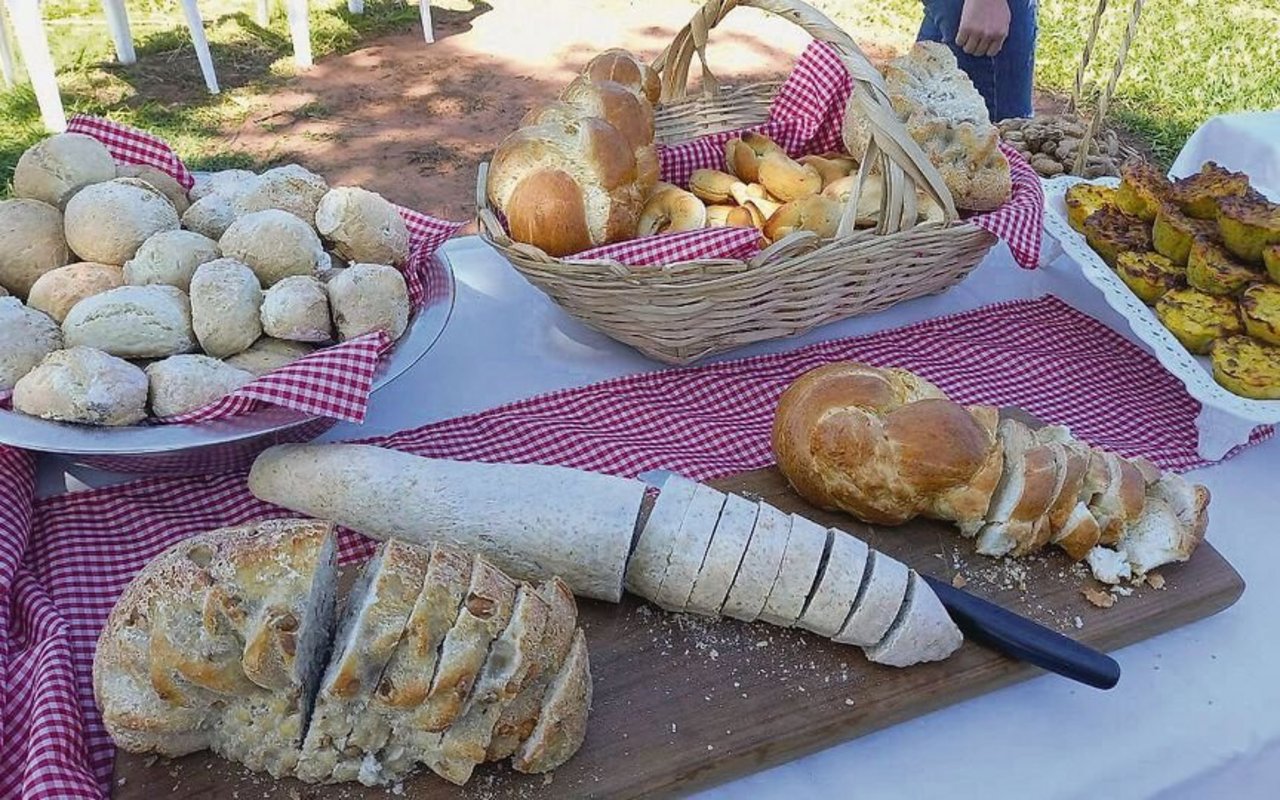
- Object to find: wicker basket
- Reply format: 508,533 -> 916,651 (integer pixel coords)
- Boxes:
477,0 -> 999,365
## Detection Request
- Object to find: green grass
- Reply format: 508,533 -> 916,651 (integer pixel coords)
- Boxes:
816,0 -> 1280,167
0,0 -> 423,191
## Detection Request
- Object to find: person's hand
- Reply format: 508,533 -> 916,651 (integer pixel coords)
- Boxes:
956,0 -> 1011,57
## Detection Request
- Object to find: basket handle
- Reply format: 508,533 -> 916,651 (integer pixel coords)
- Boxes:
651,0 -> 960,232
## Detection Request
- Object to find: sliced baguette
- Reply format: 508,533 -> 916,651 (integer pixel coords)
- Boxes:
864,571 -> 963,667
624,475 -> 697,600
651,484 -> 727,611
685,493 -> 759,616
720,501 -> 792,622
758,514 -> 830,627
1089,452 -> 1146,545
833,550 -> 910,647
487,577 -> 579,762
296,539 -> 431,783
430,583 -> 552,785
797,529 -> 870,637
1053,501 -> 1103,560
1013,442 -> 1070,556
976,420 -> 1059,557
512,628 -> 592,775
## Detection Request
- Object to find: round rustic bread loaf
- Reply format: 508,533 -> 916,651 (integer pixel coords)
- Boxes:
189,169 -> 258,203
181,194 -> 238,241
0,198 -> 71,298
487,118 -> 643,257
64,178 -> 182,265
13,346 -> 148,426
223,337 -> 315,376
261,276 -> 331,342
583,48 -> 661,105
233,164 -> 328,225
146,354 -> 255,417
327,263 -> 409,341
124,230 -> 221,290
0,297 -> 62,391
314,187 -> 410,267
62,284 -> 194,358
189,259 -> 263,357
13,133 -> 118,208
28,262 -> 125,323
220,209 -> 328,286
116,164 -> 190,214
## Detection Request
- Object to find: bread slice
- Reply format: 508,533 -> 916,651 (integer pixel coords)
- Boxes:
345,545 -> 473,785
864,571 -> 963,667
685,493 -> 759,616
1013,442 -> 1070,556
1053,501 -> 1103,560
758,514 -> 830,627
295,539 -> 431,782
429,584 -> 552,785
1118,473 -> 1209,575
625,474 -> 697,599
651,483 -> 727,611
797,529 -> 870,637
976,420 -> 1059,557
721,502 -> 792,622
833,550 -> 910,646
512,628 -> 592,774
487,577 -> 579,762
1089,452 -> 1146,545
422,557 -> 518,730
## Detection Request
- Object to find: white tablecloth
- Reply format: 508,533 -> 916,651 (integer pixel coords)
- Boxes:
1170,112 -> 1280,200
38,233 -> 1280,799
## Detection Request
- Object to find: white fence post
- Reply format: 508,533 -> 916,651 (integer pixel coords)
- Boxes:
348,0 -> 363,14
285,0 -> 312,69
420,1 -> 434,44
4,0 -> 65,132
255,0 -> 270,26
0,2 -> 16,89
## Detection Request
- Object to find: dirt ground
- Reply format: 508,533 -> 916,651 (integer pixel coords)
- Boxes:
218,0 -> 1060,223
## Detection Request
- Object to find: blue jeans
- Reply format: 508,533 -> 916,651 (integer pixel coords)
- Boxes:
918,0 -> 1037,121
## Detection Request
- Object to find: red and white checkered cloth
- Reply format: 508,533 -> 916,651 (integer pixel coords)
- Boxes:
0,294 -> 1269,798
568,42 -> 1044,267
56,116 -> 465,425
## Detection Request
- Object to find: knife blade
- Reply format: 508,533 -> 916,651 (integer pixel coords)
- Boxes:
637,469 -> 1120,690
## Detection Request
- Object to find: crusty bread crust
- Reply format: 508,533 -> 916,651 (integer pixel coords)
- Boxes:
513,628 -> 592,774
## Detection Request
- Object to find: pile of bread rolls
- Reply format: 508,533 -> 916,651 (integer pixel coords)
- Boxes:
773,363 -> 1209,586
94,520 -> 590,787
0,132 -> 418,426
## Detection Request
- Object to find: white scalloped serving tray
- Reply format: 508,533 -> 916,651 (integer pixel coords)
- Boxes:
1043,175 -> 1280,424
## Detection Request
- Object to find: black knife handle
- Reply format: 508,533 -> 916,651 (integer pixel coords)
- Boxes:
923,574 -> 1121,690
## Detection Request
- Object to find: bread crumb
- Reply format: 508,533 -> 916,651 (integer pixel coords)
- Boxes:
1083,587 -> 1115,608
951,573 -> 968,589
1111,585 -> 1133,597
1073,616 -> 1084,629
844,698 -> 855,706
1147,572 -> 1166,590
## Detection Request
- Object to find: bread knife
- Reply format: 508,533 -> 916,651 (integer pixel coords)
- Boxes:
637,470 -> 1121,690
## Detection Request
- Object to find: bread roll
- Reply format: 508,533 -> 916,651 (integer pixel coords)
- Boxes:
583,48 -> 661,105
124,230 -> 221,290
64,178 -> 181,265
314,187 -> 410,267
28,261 -> 124,323
487,118 -> 643,257
62,285 -> 194,358
724,132 -> 784,183
841,42 -> 1010,211
764,194 -> 842,241
116,164 -> 190,214
0,198 -> 71,298
189,169 -> 257,203
145,354 -> 254,417
223,337 -> 315,376
261,275 -> 331,342
189,259 -> 263,357
326,263 -> 409,341
13,346 -> 147,425
232,163 -> 329,224
181,194 -> 238,240
0,297 -> 62,391
773,362 -> 1002,531
14,133 -> 117,208
219,209 -> 328,286
637,185 -> 707,236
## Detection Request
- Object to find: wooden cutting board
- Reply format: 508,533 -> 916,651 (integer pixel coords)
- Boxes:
112,467 -> 1244,800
